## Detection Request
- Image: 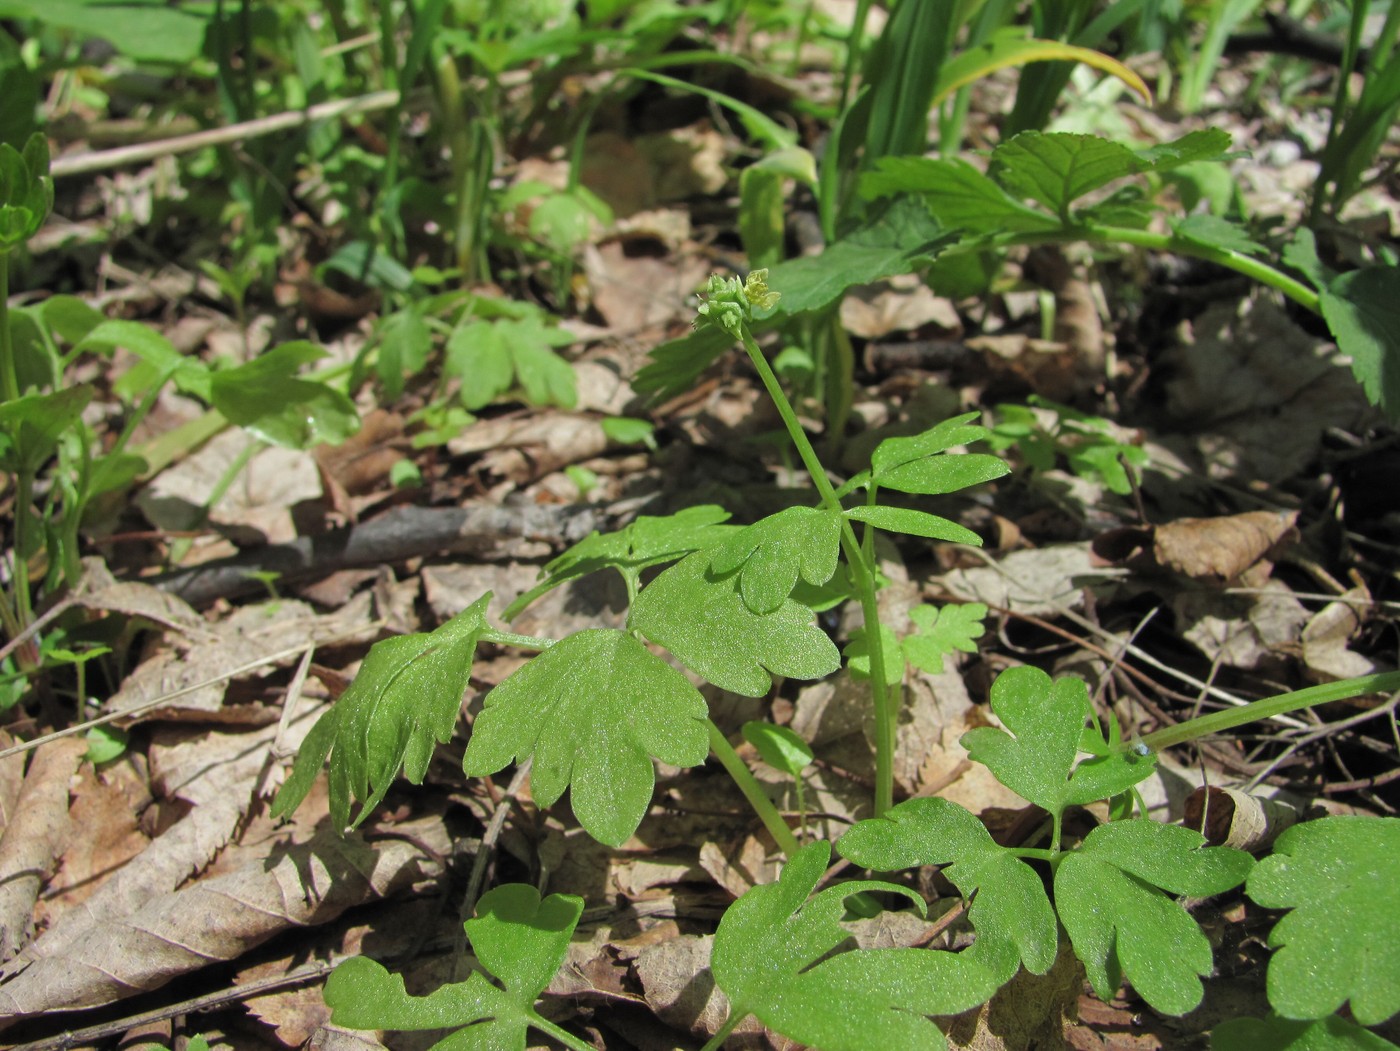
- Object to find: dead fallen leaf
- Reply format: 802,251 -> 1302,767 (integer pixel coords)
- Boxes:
947,938 -> 1084,1050
1094,510 -> 1297,586
938,543 -> 1103,617
1302,584 -> 1388,681
0,738 -> 87,961
840,277 -> 961,340
0,818 -> 450,1028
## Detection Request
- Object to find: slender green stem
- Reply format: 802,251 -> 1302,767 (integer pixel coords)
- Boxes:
13,470 -> 34,628
699,1009 -> 745,1051
480,628 -> 556,651
1128,671 -> 1400,754
708,719 -> 801,858
735,326 -> 896,815
0,252 -> 17,402
528,1013 -> 595,1051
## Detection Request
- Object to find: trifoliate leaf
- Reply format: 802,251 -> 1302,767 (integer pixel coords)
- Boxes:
1320,267 -> 1400,422
208,341 -> 360,449
708,506 -> 841,614
502,505 -> 736,620
742,721 -> 814,777
463,629 -> 709,846
1055,819 -> 1253,1015
869,413 -> 1010,496
272,595 -> 491,830
1247,816 -> 1400,1025
713,841 -> 1005,1051
446,314 -> 577,411
839,797 -> 1057,980
961,666 -> 1156,823
630,550 -> 841,697
902,602 -> 988,674
1213,1014 -> 1400,1051
325,883 -> 583,1050
992,132 -> 1144,218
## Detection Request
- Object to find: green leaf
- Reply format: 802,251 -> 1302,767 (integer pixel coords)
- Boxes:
1135,128 -> 1235,169
209,342 -> 360,449
760,197 -> 957,317
869,413 -> 1011,496
1246,816 -> 1400,1025
631,324 -> 736,401
463,629 -> 709,846
84,725 -> 128,764
839,797 -> 1058,980
272,596 -> 491,830
1283,227 -> 1333,290
1213,1014 -> 1400,1051
961,666 -> 1156,821
0,385 -> 93,475
631,550 -> 840,697
325,883 -> 583,1049
843,623 -> 902,684
0,1 -> 209,63
902,603 -> 988,674
713,841 -> 1004,1051
502,505 -> 735,621
742,721 -> 813,777
991,132 -> 1145,217
1055,820 -> 1253,1015
1173,214 -> 1267,257
447,315 -> 577,410
708,506 -> 842,614
1320,267 -> 1400,421
845,505 -> 983,545
861,157 -> 1061,236
78,320 -> 210,401
376,305 -> 432,400
930,29 -> 1150,110
599,416 -> 656,448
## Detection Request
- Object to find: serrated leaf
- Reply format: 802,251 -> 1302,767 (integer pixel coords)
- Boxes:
1247,816 -> 1400,1025
502,505 -> 735,621
1056,820 -> 1253,1015
861,157 -> 1061,236
1135,128 -> 1235,169
902,602 -> 987,674
869,413 -> 1011,496
272,596 -> 491,830
1174,213 -> 1266,256
759,196 -> 957,317
209,342 -> 360,449
991,132 -> 1145,217
708,506 -> 841,614
839,797 -> 1058,980
631,550 -> 840,697
845,505 -> 983,545
1320,267 -> 1400,421
713,841 -> 1004,1051
463,629 -> 709,846
742,721 -> 814,777
631,323 -> 735,401
1213,1014 -> 1400,1051
961,666 -> 1156,821
325,883 -> 583,1050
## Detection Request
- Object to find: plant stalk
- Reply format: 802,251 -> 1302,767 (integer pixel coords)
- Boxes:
1130,671 -> 1400,754
735,325 -> 896,815
527,1014 -> 595,1051
699,1011 -> 746,1051
708,719 -> 801,857
0,252 -> 16,402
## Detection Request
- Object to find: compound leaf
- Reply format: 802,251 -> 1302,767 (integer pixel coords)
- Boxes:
961,666 -> 1156,821
1213,1014 -> 1400,1051
272,595 -> 491,830
708,506 -> 841,614
991,132 -> 1144,218
839,797 -> 1058,980
1055,820 -> 1253,1015
631,550 -> 840,697
902,602 -> 988,674
503,505 -> 735,620
861,157 -> 1060,236
463,629 -> 709,846
325,883 -> 583,1050
713,841 -> 1004,1051
870,413 -> 1010,496
1247,816 -> 1400,1025
209,341 -> 360,449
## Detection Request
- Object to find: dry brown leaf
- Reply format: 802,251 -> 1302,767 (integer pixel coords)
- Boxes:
938,543 -> 1100,617
840,278 -> 960,340
947,939 -> 1084,1050
0,819 -> 450,1028
0,729 -> 25,839
582,239 -> 711,333
1172,581 -> 1309,671
1302,584 -> 1387,680
0,738 -> 87,961
71,557 -> 209,639
634,934 -> 765,1044
1096,510 -> 1297,586
698,835 -> 782,900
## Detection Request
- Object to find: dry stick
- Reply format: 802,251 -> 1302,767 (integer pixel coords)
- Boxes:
453,761 -> 534,981
48,91 -> 401,178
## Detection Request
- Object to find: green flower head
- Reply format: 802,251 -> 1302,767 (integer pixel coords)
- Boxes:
694,269 -> 780,336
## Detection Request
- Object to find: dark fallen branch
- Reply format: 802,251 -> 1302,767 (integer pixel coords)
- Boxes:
1227,11 -> 1365,72
152,503 -> 606,607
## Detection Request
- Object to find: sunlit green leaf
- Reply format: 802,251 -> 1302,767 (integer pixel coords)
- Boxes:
209,342 -> 360,449
902,602 -> 988,674
742,721 -> 814,777
709,506 -> 842,614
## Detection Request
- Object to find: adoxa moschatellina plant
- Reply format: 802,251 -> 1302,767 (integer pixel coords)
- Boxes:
275,272 -> 1400,1050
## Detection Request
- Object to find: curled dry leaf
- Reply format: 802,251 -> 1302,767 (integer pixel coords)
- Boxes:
1094,509 -> 1298,587
0,739 -> 87,962
1302,583 -> 1387,681
0,819 -> 450,1028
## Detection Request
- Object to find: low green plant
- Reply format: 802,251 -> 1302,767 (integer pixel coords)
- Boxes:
990,395 -> 1149,497
276,271 -> 1400,1048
